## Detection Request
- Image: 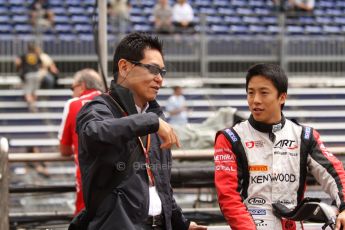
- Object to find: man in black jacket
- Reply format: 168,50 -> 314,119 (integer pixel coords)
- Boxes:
76,33 -> 206,230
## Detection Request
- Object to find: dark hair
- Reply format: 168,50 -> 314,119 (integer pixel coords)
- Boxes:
112,33 -> 163,80
246,63 -> 288,109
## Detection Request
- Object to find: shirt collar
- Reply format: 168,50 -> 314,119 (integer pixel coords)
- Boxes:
248,113 -> 286,133
136,103 -> 149,114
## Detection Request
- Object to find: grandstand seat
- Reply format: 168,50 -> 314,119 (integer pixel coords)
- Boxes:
68,7 -> 85,15
55,24 -> 74,34
51,7 -> 68,15
130,7 -> 143,16
315,16 -> 333,24
318,1 -> 335,8
210,25 -> 229,34
130,15 -> 148,24
305,25 -> 322,34
325,9 -> 343,16
224,16 -> 242,24
0,15 -> 10,23
66,0 -> 82,7
313,9 -> 325,15
12,15 -> 29,23
286,25 -> 304,35
193,0 -> 212,7
213,0 -> 229,7
206,16 -> 223,25
217,7 -> 235,16
334,17 -> 345,25
198,7 -> 217,15
236,7 -> 253,15
254,8 -> 271,15
248,1 -> 265,7
267,25 -> 280,34
262,16 -> 278,24
54,15 -> 70,24
0,24 -> 12,34
14,24 -> 33,34
231,0 -> 247,7
10,6 -> 27,14
133,24 -> 152,33
249,25 -> 266,34
323,25 -> 341,34
243,16 -> 260,24
75,24 -> 93,34
230,25 -> 249,34
71,15 -> 90,24
299,16 -> 315,25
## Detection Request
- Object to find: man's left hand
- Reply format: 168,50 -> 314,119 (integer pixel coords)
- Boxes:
336,210 -> 345,230
188,221 -> 207,230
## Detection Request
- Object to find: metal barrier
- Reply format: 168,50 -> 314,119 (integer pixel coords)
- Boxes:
2,33 -> 345,79
0,137 -> 9,230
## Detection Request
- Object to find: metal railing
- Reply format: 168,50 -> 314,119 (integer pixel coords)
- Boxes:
1,13 -> 345,79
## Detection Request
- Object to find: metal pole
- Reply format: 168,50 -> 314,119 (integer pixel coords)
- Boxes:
200,13 -> 208,78
98,0 -> 108,90
0,137 -> 9,230
278,9 -> 288,72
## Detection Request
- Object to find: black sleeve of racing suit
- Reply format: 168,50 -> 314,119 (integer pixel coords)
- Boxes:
307,127 -> 345,212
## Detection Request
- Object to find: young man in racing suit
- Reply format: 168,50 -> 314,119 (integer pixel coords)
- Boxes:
214,63 -> 345,230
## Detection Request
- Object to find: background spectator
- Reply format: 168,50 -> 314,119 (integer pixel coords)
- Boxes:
58,69 -> 104,215
107,0 -> 130,33
166,86 -> 189,125
35,46 -> 59,89
172,0 -> 195,32
289,0 -> 314,11
153,0 -> 174,34
15,43 -> 42,112
29,0 -> 54,28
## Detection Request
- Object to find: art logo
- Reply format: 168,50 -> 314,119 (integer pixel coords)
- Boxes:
274,139 -> 298,150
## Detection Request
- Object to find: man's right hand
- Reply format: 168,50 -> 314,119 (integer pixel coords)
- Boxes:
157,118 -> 181,149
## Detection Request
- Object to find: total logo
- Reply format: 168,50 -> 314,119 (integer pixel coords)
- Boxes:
274,139 -> 298,150
245,140 -> 264,149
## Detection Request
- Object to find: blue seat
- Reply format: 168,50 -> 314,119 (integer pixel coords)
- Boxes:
71,15 -> 90,24
243,16 -> 260,24
249,25 -> 266,33
267,25 -> 280,34
12,15 -> 29,23
305,25 -> 322,34
143,7 -> 153,15
54,15 -> 70,23
224,16 -> 242,24
334,17 -> 345,25
299,16 -> 315,25
0,24 -> 12,34
316,16 -> 333,24
325,9 -> 343,16
236,7 -> 253,15
199,7 -> 217,15
313,9 -> 325,15
66,0 -> 82,7
8,0 -> 23,6
0,15 -> 10,23
133,24 -> 152,32
14,24 -> 33,34
52,7 -> 68,15
318,1 -> 335,8
130,15 -> 148,24
213,0 -> 229,7
230,25 -> 249,34
323,25 -> 341,34
130,7 -> 143,16
55,24 -> 74,33
262,16 -> 278,24
248,1 -> 265,7
217,7 -> 235,16
286,25 -> 304,35
75,24 -> 93,34
206,15 -> 223,25
231,0 -> 247,7
254,8 -> 271,15
10,6 -> 27,14
210,24 -> 229,34
68,7 -> 85,15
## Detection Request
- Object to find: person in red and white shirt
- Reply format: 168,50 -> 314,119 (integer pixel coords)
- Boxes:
58,68 -> 104,215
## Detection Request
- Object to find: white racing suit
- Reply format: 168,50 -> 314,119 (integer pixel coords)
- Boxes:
214,115 -> 345,230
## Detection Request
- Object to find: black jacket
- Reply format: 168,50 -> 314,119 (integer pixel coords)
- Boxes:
76,81 -> 190,230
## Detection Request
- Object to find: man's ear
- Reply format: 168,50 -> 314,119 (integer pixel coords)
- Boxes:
279,92 -> 287,105
118,59 -> 129,77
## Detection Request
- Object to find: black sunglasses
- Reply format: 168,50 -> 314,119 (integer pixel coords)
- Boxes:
128,60 -> 167,77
